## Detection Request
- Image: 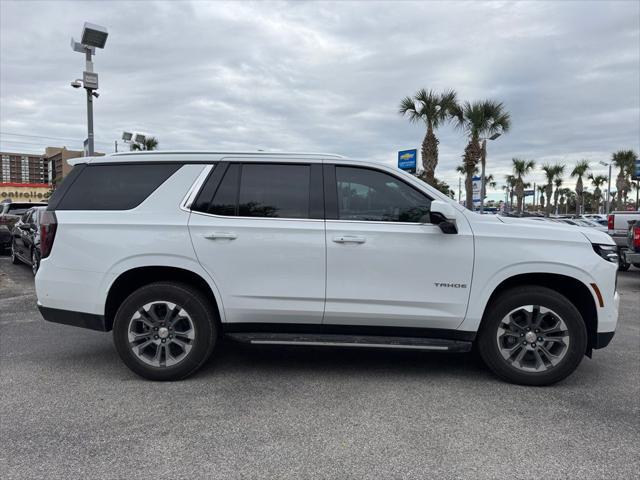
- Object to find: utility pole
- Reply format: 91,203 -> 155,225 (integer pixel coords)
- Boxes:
70,23 -> 108,157
458,177 -> 462,204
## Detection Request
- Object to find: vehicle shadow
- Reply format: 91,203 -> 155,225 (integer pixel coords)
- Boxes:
195,337 -> 493,382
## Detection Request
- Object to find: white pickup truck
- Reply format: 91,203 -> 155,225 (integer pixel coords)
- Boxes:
608,210 -> 640,270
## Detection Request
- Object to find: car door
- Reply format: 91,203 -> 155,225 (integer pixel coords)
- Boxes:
323,164 -> 474,330
14,210 -> 31,258
188,161 -> 326,325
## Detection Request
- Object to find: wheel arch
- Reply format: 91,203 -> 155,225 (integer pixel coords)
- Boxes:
480,273 -> 598,354
104,266 -> 222,332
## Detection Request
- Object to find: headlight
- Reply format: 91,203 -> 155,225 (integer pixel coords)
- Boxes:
592,244 -> 618,263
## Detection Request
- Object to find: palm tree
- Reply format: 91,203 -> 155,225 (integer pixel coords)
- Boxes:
131,136 -> 159,151
454,100 -> 511,209
553,176 -> 564,215
612,150 -> 637,209
503,174 -> 516,211
571,160 -> 590,215
484,173 -> 497,190
512,158 -> 536,214
399,89 -> 459,185
589,174 -> 608,213
542,163 -> 565,217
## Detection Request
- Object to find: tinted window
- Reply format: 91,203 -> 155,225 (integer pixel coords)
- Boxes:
8,207 -> 28,216
200,163 -> 311,218
209,164 -> 240,216
238,164 -> 310,218
56,164 -> 181,210
335,167 -> 431,222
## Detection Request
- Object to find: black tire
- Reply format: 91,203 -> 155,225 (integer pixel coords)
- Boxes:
478,286 -> 587,386
633,263 -> 640,269
113,282 -> 218,381
618,261 -> 630,272
31,249 -> 40,276
10,242 -> 20,264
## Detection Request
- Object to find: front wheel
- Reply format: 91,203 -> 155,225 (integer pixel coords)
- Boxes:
113,282 -> 218,381
478,286 -> 587,386
31,249 -> 40,276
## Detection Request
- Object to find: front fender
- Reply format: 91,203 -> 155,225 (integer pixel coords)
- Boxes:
458,261 -> 599,332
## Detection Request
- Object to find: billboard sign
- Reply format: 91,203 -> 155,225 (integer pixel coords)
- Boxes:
524,189 -> 535,197
472,176 -> 482,204
398,149 -> 417,172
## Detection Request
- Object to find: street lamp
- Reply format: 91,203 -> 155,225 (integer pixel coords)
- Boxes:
70,22 -> 108,156
599,160 -> 612,214
479,132 -> 502,214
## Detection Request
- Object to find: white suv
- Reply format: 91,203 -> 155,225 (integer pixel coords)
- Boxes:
35,151 -> 619,385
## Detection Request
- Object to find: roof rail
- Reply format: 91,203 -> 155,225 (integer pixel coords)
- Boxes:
109,150 -> 344,158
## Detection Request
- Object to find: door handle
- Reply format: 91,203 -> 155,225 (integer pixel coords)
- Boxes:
204,232 -> 238,240
333,235 -> 366,244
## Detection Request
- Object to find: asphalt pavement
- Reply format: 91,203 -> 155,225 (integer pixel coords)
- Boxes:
1,256 -> 639,479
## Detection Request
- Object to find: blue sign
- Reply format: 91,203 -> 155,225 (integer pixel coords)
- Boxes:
634,159 -> 640,180
398,149 -> 417,172
524,189 -> 535,197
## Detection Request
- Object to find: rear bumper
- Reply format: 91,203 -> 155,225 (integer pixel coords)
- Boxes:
38,304 -> 107,331
621,250 -> 640,264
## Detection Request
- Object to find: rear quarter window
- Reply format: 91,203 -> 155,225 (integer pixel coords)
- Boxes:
55,163 -> 181,210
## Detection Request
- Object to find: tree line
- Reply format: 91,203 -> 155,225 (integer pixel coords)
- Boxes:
399,88 -> 639,214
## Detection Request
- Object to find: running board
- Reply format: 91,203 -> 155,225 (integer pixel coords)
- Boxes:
226,332 -> 472,352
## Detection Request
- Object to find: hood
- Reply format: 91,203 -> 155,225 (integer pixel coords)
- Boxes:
494,215 -> 615,246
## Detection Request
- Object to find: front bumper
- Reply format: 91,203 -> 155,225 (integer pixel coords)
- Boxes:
595,331 -> 615,349
38,304 -> 107,331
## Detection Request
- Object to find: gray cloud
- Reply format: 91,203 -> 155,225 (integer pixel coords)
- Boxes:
1,0 -> 638,197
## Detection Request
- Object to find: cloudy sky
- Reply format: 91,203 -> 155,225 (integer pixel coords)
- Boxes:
1,0 -> 638,199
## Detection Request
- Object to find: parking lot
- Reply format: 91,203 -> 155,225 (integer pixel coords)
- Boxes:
1,256 -> 638,479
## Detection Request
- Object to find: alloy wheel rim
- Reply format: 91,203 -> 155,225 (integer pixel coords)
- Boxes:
127,301 -> 196,368
496,305 -> 570,372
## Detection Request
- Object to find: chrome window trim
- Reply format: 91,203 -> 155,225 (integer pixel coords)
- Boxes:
180,164 -> 213,212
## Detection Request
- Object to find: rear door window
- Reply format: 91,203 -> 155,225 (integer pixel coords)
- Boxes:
195,163 -> 313,219
55,163 -> 181,210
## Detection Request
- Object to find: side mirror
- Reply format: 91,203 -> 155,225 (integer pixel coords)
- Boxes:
429,200 -> 458,234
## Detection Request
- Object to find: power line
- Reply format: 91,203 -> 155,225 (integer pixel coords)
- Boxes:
0,131 -> 113,146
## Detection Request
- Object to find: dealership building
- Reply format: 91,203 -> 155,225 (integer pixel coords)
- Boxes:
0,147 -> 85,202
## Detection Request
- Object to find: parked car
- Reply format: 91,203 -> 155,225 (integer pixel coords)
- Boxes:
0,201 -> 47,252
620,220 -> 640,269
607,210 -> 640,271
36,151 -> 619,385
10,206 -> 46,275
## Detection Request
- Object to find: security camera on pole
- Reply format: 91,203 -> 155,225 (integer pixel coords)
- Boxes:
70,22 -> 108,156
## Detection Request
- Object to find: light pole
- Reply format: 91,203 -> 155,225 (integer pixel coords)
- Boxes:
70,22 -> 108,156
599,160 -> 612,214
479,132 -> 502,214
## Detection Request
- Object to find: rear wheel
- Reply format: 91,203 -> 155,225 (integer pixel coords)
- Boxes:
478,286 -> 587,386
113,282 -> 217,381
618,255 -> 630,271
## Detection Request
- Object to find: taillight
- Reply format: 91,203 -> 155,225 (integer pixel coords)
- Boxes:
634,226 -> 640,249
607,214 -> 614,231
40,211 -> 57,259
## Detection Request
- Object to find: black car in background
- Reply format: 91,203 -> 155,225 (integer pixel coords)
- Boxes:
1,201 -> 48,252
10,206 -> 47,275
